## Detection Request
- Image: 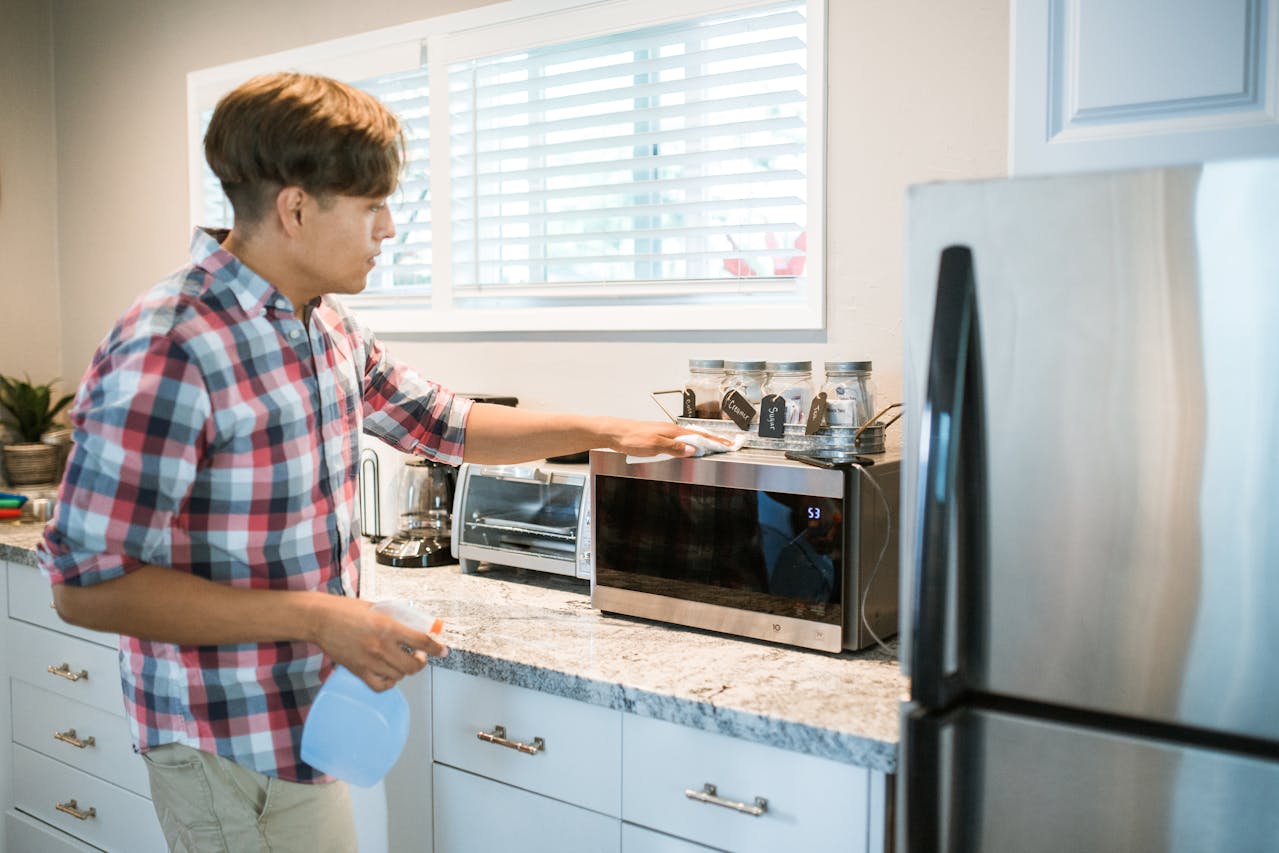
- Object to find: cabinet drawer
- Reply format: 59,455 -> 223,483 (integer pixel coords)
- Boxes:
7,619 -> 125,716
434,763 -> 620,853
432,667 -> 621,816
12,744 -> 167,853
622,714 -> 871,853
622,823 -> 725,852
7,809 -> 102,852
12,679 -> 149,797
8,563 -> 118,648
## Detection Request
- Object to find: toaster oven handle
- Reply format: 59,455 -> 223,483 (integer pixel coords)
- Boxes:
912,245 -> 988,710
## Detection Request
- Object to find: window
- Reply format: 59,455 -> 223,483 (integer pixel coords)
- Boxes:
188,0 -> 826,332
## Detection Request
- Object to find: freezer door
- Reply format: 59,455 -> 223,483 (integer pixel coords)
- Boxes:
899,704 -> 1279,853
901,158 -> 1279,740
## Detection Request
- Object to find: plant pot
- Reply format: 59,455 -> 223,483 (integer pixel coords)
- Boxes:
3,442 -> 61,486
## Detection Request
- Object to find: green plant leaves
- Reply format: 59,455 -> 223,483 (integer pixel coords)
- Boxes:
0,374 -> 74,443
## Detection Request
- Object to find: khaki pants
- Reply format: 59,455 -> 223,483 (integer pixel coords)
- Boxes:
142,743 -> 358,853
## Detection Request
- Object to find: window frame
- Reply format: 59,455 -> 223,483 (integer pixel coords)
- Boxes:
187,0 -> 828,333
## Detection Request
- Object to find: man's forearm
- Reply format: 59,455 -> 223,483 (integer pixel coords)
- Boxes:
461,404 -> 598,463
52,564 -> 330,646
460,402 -> 710,464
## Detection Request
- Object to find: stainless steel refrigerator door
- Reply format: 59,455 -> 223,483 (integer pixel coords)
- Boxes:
900,159 -> 1279,740
901,705 -> 1279,853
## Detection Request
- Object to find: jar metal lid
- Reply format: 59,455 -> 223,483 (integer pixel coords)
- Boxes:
724,360 -> 767,371
824,360 -> 872,372
688,358 -> 725,369
765,361 -> 812,372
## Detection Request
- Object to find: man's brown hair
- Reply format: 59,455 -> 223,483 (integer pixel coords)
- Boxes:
204,72 -> 404,224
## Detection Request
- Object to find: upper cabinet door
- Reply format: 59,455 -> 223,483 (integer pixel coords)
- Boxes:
1012,0 -> 1279,174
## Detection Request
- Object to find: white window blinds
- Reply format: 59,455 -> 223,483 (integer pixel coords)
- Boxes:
447,2 -> 809,305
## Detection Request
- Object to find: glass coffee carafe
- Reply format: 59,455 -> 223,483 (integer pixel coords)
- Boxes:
375,457 -> 456,567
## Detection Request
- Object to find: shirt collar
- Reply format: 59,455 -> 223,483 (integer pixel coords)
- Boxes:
189,227 -> 298,316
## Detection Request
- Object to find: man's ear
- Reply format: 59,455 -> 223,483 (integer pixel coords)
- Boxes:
275,186 -> 307,237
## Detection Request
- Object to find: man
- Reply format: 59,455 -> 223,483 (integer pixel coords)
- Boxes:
38,71 -> 713,853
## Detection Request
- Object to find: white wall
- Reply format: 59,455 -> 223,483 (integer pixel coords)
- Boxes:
0,0 -> 62,384
29,0 -> 1008,422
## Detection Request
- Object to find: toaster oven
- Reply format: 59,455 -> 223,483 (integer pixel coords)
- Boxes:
589,448 -> 900,652
451,460 -> 591,579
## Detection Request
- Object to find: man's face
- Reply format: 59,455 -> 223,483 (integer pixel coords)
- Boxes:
293,192 -> 396,302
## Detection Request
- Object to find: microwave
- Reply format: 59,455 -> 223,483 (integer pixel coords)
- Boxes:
589,448 -> 900,653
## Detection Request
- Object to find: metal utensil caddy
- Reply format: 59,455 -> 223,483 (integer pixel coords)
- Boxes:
668,402 -> 903,455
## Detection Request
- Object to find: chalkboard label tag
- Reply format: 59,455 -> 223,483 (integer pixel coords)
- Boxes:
758,394 -> 786,437
805,392 -> 829,435
721,390 -> 756,430
682,389 -> 697,418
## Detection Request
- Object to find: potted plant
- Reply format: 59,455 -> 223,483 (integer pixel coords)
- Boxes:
0,373 -> 75,486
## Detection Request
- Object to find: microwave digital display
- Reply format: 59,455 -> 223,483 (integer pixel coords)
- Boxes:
593,475 -> 845,625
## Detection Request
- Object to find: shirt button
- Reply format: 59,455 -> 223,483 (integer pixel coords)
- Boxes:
290,329 -> 302,339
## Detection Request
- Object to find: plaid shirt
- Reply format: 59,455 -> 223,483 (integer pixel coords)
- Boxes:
38,227 -> 471,782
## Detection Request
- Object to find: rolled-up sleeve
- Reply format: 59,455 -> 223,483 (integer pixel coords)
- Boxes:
354,320 -> 472,465
39,335 -> 211,586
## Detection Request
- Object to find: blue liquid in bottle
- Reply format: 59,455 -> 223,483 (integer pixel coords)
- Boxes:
300,601 -> 442,786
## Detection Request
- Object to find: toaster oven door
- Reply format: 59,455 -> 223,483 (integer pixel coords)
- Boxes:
454,464 -> 588,577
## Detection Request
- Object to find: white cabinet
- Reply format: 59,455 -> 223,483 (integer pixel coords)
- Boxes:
429,666 -> 889,853
623,714 -> 873,853
431,667 -> 621,851
434,764 -> 621,853
1011,0 -> 1279,174
622,824 -> 724,852
2,560 -> 166,853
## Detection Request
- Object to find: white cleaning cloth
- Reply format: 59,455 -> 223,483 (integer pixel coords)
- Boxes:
626,433 -> 746,465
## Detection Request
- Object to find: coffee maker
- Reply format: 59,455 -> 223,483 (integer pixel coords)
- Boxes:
359,393 -> 519,567
374,457 -> 457,567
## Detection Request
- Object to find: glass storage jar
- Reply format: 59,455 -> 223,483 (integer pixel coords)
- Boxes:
720,360 -> 768,422
683,359 -> 725,419
821,361 -> 876,426
762,360 -> 814,425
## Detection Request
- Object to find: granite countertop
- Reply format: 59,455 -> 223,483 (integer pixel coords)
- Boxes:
0,523 -> 906,774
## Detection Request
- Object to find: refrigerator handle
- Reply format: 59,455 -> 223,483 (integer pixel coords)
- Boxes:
910,245 -> 988,709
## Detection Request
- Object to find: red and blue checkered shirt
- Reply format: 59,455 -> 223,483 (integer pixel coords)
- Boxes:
38,227 -> 471,782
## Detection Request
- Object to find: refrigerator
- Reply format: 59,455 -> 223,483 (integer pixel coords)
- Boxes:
897,157 -> 1279,852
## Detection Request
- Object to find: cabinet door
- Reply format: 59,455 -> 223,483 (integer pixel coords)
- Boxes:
433,764 -> 619,853
1011,0 -> 1279,174
622,714 -> 872,853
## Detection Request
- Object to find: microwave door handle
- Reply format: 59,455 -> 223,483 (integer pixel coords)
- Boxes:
912,245 -> 988,710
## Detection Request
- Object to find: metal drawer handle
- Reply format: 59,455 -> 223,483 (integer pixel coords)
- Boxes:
684,783 -> 768,817
54,728 -> 96,749
476,725 -> 545,755
48,662 -> 89,682
55,799 -> 97,821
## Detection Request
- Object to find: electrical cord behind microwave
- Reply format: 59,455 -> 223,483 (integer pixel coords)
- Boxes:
856,464 -> 895,656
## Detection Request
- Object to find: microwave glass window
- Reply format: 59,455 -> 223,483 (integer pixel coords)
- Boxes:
593,476 -> 844,625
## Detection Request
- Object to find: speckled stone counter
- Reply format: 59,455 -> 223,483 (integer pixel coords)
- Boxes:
0,523 -> 906,774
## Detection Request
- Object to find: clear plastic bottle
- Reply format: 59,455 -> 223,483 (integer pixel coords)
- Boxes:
300,600 -> 443,786
762,361 -> 814,425
719,360 -> 768,423
821,361 -> 876,427
683,359 -> 725,419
